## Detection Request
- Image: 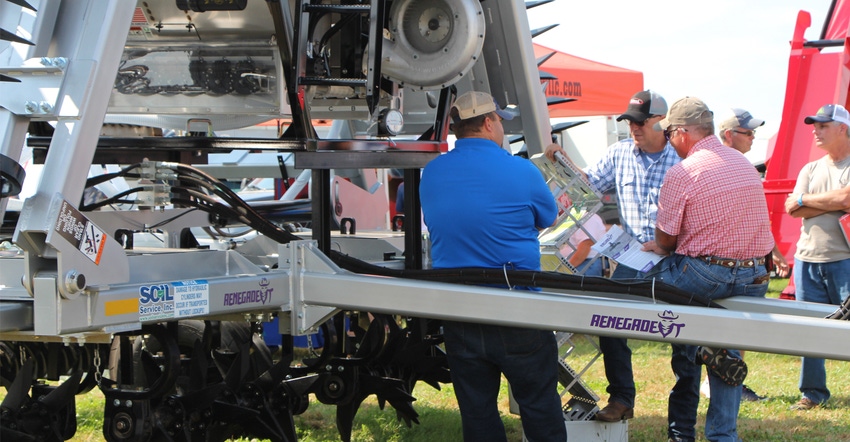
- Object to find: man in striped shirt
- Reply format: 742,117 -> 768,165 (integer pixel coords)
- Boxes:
546,90 -> 680,423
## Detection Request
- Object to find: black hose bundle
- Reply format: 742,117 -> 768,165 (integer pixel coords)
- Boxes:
328,250 -> 722,309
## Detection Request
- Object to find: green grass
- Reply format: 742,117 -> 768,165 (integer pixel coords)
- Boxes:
8,277 -> 850,441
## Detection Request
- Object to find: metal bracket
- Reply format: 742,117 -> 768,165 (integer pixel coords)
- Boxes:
0,58 -> 95,119
15,193 -> 129,299
282,240 -> 338,335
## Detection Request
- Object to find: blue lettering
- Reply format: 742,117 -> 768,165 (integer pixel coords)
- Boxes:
139,284 -> 171,304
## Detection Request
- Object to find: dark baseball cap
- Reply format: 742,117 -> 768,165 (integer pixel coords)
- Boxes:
617,90 -> 668,123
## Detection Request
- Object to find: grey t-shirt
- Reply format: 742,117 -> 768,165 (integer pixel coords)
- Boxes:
793,155 -> 850,263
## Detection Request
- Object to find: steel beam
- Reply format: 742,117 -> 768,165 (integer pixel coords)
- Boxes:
287,242 -> 850,361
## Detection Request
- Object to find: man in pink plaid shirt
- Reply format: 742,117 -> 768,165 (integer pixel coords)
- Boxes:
643,97 -> 774,442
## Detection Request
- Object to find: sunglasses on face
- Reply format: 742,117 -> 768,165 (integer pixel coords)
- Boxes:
627,115 -> 663,127
664,126 -> 687,140
732,129 -> 755,137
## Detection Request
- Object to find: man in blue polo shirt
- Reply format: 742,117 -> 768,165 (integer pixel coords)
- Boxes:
420,90 -> 565,441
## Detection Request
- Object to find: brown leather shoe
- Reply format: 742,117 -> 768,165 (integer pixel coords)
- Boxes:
595,401 -> 634,422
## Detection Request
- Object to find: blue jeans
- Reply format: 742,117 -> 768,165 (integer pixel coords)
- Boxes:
595,264 -> 645,408
442,321 -> 566,442
794,258 -> 850,404
646,254 -> 768,442
576,257 -> 604,277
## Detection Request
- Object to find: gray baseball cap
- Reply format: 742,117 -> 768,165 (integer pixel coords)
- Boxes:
718,108 -> 765,133
804,104 -> 850,126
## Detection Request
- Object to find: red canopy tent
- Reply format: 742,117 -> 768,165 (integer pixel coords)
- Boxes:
533,43 -> 643,118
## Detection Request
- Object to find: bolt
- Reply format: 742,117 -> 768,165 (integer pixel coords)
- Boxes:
39,101 -> 53,113
325,365 -> 333,371
65,270 -> 86,294
125,400 -> 132,407
25,101 -> 37,113
337,366 -> 344,372
115,420 -> 127,431
113,399 -> 121,406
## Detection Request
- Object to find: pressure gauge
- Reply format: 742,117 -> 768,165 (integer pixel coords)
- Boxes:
379,109 -> 404,136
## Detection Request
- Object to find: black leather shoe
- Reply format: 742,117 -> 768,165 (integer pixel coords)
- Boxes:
595,401 -> 634,422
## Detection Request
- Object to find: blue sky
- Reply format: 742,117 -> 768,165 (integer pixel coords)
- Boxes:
527,0 -> 833,159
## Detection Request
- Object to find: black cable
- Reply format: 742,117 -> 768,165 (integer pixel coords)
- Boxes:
147,208 -> 199,230
84,164 -> 142,188
170,163 -> 301,243
328,250 -> 722,309
172,186 -> 224,208
80,187 -> 145,211
170,197 -> 247,226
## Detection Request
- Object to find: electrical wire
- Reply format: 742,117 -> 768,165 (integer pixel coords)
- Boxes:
147,208 -> 199,230
84,163 -> 142,188
79,187 -> 145,211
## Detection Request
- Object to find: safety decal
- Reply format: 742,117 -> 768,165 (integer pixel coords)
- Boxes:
55,200 -> 106,265
174,280 -> 210,318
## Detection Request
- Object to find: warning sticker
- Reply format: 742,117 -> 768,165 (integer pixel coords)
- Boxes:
130,7 -> 148,28
56,201 -> 86,245
55,201 -> 106,265
173,280 -> 210,318
80,221 -> 106,265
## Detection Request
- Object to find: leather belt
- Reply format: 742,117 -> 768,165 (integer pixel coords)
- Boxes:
700,256 -> 766,268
